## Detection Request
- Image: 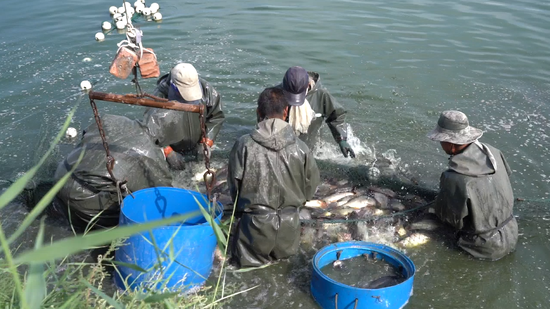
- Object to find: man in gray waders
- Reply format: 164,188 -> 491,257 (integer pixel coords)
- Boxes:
54,114 -> 173,230
427,110 -> 518,260
277,66 -> 355,158
142,63 -> 225,169
228,87 -> 321,268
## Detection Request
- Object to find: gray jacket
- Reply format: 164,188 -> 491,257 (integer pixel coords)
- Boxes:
435,142 -> 518,260
143,73 -> 225,153
228,118 -> 320,211
276,72 -> 348,149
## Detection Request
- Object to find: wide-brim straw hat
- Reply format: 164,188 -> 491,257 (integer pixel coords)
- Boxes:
427,110 -> 483,145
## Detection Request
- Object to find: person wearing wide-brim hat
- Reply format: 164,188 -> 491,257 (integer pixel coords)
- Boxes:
427,110 -> 518,260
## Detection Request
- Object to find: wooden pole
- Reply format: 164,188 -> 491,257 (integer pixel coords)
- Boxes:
88,91 -> 202,113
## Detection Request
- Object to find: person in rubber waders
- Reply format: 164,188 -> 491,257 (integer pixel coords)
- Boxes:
427,110 -> 518,260
142,63 -> 225,170
275,66 -> 355,158
53,114 -> 173,230
228,87 -> 321,268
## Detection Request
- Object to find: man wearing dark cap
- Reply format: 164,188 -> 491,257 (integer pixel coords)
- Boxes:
427,110 -> 518,260
142,63 -> 225,169
278,66 -> 355,158
228,87 -> 320,268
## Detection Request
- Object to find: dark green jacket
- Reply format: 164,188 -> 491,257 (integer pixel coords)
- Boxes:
54,114 -> 173,228
228,118 -> 320,212
435,142 -> 518,260
275,72 -> 347,149
303,72 -> 348,148
143,73 -> 225,153
228,118 -> 320,267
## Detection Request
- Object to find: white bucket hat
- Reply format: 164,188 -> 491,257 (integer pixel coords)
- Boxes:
427,110 -> 483,145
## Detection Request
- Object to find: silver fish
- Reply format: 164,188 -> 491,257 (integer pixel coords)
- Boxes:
343,196 -> 377,209
304,199 -> 328,209
323,192 -> 356,204
389,199 -> 406,212
372,192 -> 389,209
408,214 -> 443,231
368,186 -> 397,198
336,195 -> 356,207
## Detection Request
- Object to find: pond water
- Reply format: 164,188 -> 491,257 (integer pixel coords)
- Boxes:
1,0 -> 549,308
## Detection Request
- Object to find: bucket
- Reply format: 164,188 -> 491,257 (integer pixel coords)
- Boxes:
311,241 -> 415,309
114,187 -> 222,292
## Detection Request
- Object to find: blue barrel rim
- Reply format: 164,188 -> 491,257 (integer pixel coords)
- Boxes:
312,241 -> 416,291
120,186 -> 223,226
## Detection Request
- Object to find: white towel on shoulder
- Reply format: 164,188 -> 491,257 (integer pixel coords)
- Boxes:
288,99 -> 316,135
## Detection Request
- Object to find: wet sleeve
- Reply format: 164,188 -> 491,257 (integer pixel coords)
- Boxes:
435,172 -> 469,230
303,151 -> 321,200
228,138 -> 246,202
320,89 -> 348,142
205,90 -> 225,143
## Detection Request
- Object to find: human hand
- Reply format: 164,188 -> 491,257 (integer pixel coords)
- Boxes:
164,146 -> 186,170
338,140 -> 356,158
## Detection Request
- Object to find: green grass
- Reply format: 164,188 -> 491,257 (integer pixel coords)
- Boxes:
0,107 -> 246,309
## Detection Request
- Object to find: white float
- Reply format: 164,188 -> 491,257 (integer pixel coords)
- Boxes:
65,127 -> 78,139
102,21 -> 112,31
117,6 -> 125,14
116,20 -> 127,30
95,32 -> 105,41
109,6 -> 118,15
80,80 -> 92,91
153,12 -> 162,21
142,7 -> 152,16
112,13 -> 122,21
150,3 -> 160,13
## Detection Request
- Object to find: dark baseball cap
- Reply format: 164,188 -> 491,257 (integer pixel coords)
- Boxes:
282,66 -> 309,106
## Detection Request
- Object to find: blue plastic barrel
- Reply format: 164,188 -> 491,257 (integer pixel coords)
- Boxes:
311,241 -> 416,309
114,187 -> 222,292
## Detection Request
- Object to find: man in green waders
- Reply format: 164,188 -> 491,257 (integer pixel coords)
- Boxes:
427,110 -> 518,260
228,87 -> 321,268
277,66 -> 355,158
142,63 -> 225,170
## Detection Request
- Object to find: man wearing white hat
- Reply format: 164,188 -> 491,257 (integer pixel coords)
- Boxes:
427,110 -> 518,260
143,63 -> 225,169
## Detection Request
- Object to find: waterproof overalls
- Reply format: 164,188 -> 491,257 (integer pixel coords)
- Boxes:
228,118 -> 320,268
435,142 -> 518,260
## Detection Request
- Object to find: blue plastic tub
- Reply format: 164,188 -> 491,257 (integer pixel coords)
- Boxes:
311,241 -> 415,309
114,187 -> 222,292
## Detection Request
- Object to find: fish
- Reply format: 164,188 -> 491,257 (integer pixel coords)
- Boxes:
343,196 -> 377,209
331,208 -> 356,218
398,232 -> 430,248
389,199 -> 406,212
336,195 -> 356,207
408,213 -> 443,231
304,199 -> 328,209
368,186 -> 397,198
372,192 -> 389,209
363,275 -> 405,289
323,191 -> 356,204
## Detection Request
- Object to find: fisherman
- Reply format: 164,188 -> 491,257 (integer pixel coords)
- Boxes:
277,66 -> 355,158
228,87 -> 321,268
53,114 -> 173,230
143,63 -> 225,170
427,110 -> 518,260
